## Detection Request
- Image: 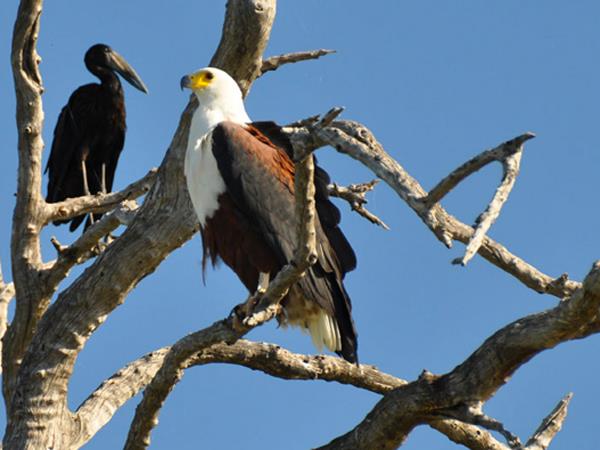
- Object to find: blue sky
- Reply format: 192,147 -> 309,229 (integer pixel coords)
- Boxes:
2,1 -> 600,449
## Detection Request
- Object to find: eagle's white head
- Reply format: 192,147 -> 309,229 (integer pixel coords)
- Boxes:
180,67 -> 250,131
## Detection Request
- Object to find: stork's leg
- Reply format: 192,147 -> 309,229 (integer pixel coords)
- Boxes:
81,160 -> 96,226
81,160 -> 91,196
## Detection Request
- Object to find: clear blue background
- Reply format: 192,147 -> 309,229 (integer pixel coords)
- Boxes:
1,1 -> 599,449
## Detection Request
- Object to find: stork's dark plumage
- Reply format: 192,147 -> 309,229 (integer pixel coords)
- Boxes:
45,44 -> 148,231
181,68 -> 359,362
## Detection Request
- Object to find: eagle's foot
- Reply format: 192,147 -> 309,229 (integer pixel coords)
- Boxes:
243,290 -> 264,316
230,290 -> 265,332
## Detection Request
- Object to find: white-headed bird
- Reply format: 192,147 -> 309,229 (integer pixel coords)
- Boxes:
181,68 -> 358,362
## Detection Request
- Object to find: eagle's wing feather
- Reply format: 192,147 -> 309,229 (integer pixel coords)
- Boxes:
248,121 -> 357,275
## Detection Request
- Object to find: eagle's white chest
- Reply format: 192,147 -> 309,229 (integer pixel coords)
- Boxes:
184,126 -> 226,227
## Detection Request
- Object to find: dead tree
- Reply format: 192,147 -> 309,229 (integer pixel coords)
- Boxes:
2,0 -> 597,449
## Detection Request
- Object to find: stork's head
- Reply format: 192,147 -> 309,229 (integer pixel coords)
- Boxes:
85,43 -> 148,93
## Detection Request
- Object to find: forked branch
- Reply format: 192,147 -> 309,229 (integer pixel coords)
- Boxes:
328,180 -> 389,229
423,132 -> 535,266
524,393 -> 572,450
44,168 -> 157,224
41,200 -> 140,290
454,141 -> 528,265
425,133 -> 535,206
285,116 -> 580,298
316,262 -> 600,450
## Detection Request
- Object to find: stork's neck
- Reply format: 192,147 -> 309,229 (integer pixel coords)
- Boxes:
90,66 -> 122,94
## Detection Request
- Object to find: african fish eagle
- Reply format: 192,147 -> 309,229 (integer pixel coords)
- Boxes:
180,67 -> 358,362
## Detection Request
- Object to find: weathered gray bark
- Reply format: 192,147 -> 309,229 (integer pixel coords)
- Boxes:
4,0 -> 279,448
3,0 -> 595,449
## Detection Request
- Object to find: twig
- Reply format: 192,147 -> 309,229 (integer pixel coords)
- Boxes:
328,180 -> 389,229
453,150 -> 524,266
124,152 -> 318,450
425,133 -> 535,207
290,107 -> 345,161
41,200 -> 140,290
45,168 -> 157,224
438,403 -> 522,448
524,393 -> 573,450
261,49 -> 335,74
318,107 -> 345,128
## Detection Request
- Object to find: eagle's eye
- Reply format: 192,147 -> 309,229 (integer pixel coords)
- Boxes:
205,72 -> 214,81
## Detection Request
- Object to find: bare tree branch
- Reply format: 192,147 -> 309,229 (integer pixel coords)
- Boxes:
74,348 -> 170,448
261,49 -> 335,74
40,200 -> 140,290
210,0 -> 277,96
316,262 -> 600,450
438,402 -> 521,448
524,393 -> 572,450
285,119 -> 580,298
3,1 -> 279,448
424,133 -> 534,206
428,418 -> 510,450
79,342 -> 401,449
44,168 -> 156,224
455,150 -> 524,266
78,339 -> 505,450
124,145 -> 318,449
328,180 -> 389,229
4,0 -> 48,409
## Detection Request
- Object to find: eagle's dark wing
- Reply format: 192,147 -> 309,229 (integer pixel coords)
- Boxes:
248,121 -> 357,275
211,121 -> 358,362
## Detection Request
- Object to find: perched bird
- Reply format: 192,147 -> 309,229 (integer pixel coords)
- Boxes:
45,43 -> 148,231
181,67 -> 359,362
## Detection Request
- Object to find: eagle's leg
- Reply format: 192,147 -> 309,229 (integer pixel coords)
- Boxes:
233,272 -> 272,326
257,272 -> 270,294
101,163 -> 107,194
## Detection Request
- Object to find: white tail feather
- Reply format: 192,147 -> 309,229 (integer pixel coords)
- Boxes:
308,312 -> 341,353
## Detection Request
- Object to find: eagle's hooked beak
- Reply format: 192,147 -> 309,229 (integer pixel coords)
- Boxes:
180,75 -> 191,91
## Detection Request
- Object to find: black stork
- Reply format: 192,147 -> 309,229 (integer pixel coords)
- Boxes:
45,43 -> 148,231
